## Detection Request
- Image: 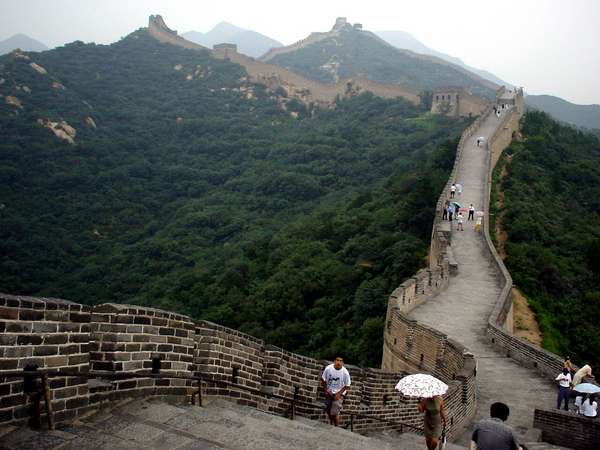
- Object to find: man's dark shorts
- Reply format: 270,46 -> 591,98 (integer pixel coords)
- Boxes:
325,395 -> 343,415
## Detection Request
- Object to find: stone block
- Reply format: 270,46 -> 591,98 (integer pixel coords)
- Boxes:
18,309 -> 44,321
45,355 -> 70,368
0,307 -> 19,320
32,322 -> 58,333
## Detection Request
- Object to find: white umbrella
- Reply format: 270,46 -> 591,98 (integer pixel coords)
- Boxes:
475,210 -> 485,217
573,383 -> 600,394
395,374 -> 448,397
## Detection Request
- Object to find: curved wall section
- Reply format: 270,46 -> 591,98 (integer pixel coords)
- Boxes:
482,92 -> 564,378
1,293 -> 472,439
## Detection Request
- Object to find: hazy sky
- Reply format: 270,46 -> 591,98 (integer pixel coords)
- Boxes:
2,0 -> 599,104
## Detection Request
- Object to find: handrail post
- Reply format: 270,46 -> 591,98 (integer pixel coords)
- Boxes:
41,373 -> 54,430
350,413 -> 354,432
291,386 -> 299,420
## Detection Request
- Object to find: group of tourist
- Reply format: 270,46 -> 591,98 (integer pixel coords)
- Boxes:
320,356 -> 524,449
556,358 -> 597,418
443,196 -> 481,233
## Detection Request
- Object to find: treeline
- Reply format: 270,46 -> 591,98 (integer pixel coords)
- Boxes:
0,30 -> 467,365
493,111 -> 600,367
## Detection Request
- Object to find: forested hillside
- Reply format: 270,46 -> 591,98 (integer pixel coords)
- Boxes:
0,30 -> 469,365
492,111 -> 600,367
267,26 -> 495,100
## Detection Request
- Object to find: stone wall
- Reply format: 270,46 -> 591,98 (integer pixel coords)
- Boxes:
481,93 -> 565,379
380,103 -> 494,437
0,293 -> 472,439
89,303 -> 195,406
0,294 -> 91,425
533,409 -> 600,450
147,15 -> 420,107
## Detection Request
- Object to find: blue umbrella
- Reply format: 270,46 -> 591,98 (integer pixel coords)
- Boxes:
573,383 -> 600,394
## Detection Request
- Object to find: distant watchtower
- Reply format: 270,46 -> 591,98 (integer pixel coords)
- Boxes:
148,15 -> 177,35
332,17 -> 349,31
213,43 -> 238,59
431,89 -> 461,116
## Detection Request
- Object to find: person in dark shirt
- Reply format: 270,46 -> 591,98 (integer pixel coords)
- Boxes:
471,402 -> 522,450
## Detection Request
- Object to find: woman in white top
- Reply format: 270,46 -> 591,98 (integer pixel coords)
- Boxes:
582,395 -> 598,418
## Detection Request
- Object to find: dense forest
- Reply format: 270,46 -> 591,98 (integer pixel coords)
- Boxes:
0,30 -> 469,365
268,27 -> 495,100
492,111 -> 600,368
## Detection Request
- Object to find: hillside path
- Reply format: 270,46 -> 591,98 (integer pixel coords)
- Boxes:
408,108 -> 558,445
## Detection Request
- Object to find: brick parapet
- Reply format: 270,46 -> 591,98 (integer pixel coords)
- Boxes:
481,104 -> 566,378
88,302 -> 195,407
0,293 -> 91,426
533,409 -> 600,450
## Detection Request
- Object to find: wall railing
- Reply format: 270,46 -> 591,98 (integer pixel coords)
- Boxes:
3,366 -> 423,435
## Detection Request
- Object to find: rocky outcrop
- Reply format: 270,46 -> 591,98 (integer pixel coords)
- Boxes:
85,116 -> 97,128
29,62 -> 47,74
5,95 -> 23,108
38,119 -> 77,144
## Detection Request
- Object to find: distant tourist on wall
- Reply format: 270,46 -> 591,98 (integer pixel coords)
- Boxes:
418,395 -> 447,450
443,200 -> 449,220
457,212 -> 464,231
582,394 -> 598,418
470,402 -> 522,450
320,354 -> 351,427
474,217 -> 482,232
573,363 -> 594,386
450,183 -> 456,198
555,367 -> 572,411
448,204 -> 454,222
468,204 -> 475,221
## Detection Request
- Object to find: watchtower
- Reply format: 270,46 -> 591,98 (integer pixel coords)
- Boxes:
213,43 -> 238,59
431,88 -> 461,116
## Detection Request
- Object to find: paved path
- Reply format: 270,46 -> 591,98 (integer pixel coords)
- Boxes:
409,108 -> 558,446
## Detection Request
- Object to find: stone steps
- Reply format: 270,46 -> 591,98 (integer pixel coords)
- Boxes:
0,397 -> 469,449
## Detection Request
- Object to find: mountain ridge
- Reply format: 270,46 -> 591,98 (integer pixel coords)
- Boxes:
261,19 -> 498,100
374,30 -> 511,88
525,94 -> 600,131
0,33 -> 49,55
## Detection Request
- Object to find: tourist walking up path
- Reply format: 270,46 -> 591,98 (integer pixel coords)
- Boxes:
408,108 -> 557,445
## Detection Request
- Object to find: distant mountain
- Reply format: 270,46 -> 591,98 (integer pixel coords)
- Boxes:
375,30 -> 510,88
0,33 -> 48,55
182,22 -> 282,58
264,20 -> 497,99
524,95 -> 600,131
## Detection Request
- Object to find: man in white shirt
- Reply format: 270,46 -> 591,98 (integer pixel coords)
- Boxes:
555,368 -> 572,411
321,354 -> 351,426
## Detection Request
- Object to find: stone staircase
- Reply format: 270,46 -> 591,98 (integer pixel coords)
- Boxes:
0,397 -> 470,450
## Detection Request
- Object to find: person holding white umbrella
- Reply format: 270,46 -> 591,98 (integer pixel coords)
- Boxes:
396,374 -> 448,449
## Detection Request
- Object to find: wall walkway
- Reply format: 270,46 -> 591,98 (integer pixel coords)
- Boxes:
406,102 -> 558,443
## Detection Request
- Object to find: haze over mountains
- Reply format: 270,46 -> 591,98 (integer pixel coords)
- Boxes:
261,19 -> 497,100
374,30 -> 511,89
182,21 -> 282,58
0,33 -> 48,55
